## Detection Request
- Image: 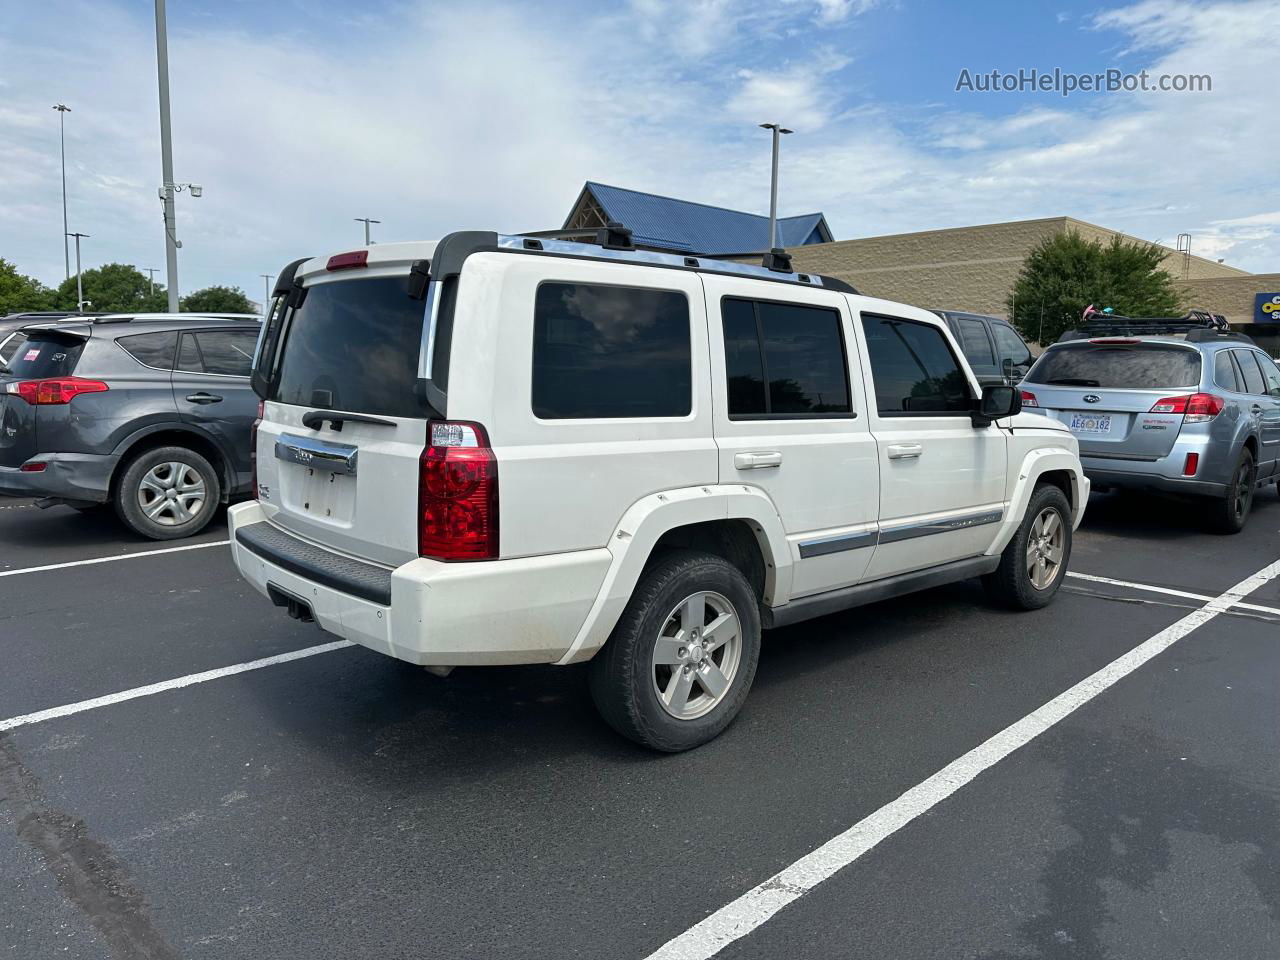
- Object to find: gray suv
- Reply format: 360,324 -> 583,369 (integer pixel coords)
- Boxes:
0,314 -> 261,539
1021,324 -> 1279,532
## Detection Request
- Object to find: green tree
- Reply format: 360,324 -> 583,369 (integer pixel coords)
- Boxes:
53,262 -> 168,313
1007,231 -> 1184,344
0,259 -> 55,314
180,284 -> 256,314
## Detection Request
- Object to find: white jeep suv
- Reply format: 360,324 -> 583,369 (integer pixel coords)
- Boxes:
230,230 -> 1088,751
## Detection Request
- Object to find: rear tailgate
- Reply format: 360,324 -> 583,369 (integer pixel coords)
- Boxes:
1022,340 -> 1202,460
255,266 -> 433,568
0,330 -> 88,469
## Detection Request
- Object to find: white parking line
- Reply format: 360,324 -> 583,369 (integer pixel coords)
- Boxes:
644,557 -> 1280,960
0,539 -> 230,578
0,641 -> 354,732
1066,570 -> 1280,616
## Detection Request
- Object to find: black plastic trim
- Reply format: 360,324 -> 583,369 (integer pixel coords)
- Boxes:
236,522 -> 392,606
764,555 -> 1001,629
272,258 -> 310,298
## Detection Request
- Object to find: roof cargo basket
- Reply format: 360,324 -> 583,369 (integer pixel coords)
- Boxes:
1056,305 -> 1245,343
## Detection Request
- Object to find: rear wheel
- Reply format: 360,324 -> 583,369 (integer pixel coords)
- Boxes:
984,483 -> 1072,610
589,550 -> 761,752
1211,447 -> 1255,534
114,445 -> 221,540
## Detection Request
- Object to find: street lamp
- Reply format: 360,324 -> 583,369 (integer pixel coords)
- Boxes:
53,104 -> 71,281
354,217 -> 381,246
758,122 -> 793,251
66,232 -> 90,313
260,274 -> 273,318
145,268 -> 159,295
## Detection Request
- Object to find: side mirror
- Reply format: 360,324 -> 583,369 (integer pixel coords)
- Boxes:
974,383 -> 1021,425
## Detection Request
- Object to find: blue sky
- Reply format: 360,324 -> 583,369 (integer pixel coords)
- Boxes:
1,0 -> 1276,299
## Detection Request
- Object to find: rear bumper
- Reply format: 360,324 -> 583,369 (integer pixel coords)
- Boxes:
0,452 -> 118,503
1080,431 -> 1235,498
227,501 -> 611,666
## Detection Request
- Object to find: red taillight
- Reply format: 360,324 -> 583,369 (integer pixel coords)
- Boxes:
1183,453 -> 1200,476
418,421 -> 498,561
19,462 -> 46,472
1020,390 -> 1039,407
1150,393 -> 1223,422
326,250 -> 369,271
8,377 -> 109,405
250,400 -> 264,495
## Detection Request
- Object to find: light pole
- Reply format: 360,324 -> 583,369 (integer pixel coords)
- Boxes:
354,217 -> 381,246
260,273 -> 272,318
154,0 -> 181,312
53,104 -> 71,281
758,122 -> 792,250
67,232 -> 89,313
145,268 -> 159,295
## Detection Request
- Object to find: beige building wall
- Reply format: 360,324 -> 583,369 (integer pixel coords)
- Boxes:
1173,273 -> 1280,325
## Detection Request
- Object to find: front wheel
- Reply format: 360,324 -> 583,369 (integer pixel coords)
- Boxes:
984,483 -> 1073,610
589,550 -> 761,752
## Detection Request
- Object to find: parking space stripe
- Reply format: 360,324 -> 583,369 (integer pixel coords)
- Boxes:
0,641 -> 353,732
0,539 -> 230,578
644,558 -> 1280,960
1067,570 -> 1280,616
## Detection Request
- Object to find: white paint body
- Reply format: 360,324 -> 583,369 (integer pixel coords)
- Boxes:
231,241 -> 1089,667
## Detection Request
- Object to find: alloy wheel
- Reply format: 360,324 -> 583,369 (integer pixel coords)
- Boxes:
137,461 -> 207,527
651,590 -> 743,720
1026,506 -> 1065,590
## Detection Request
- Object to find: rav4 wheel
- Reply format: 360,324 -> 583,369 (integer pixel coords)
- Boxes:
589,550 -> 761,752
114,445 -> 221,541
983,483 -> 1072,610
1211,447 -> 1255,535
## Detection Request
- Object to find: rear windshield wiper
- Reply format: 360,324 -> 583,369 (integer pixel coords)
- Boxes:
301,410 -> 396,432
1045,377 -> 1101,386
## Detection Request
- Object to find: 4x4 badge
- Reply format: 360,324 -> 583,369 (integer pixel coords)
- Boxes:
1083,394 -> 1101,403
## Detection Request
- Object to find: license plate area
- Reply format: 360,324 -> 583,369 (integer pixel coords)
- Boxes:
1069,413 -> 1113,436
290,466 -> 356,521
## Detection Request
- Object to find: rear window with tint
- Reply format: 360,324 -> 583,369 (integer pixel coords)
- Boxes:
117,331 -> 178,370
1026,343 -> 1201,389
271,276 -> 427,417
3,334 -> 84,379
532,282 -> 691,419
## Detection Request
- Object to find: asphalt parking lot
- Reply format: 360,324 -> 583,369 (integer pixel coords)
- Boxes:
2,491 -> 1278,959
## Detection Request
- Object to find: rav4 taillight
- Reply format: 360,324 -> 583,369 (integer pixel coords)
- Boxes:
6,377 -> 109,405
1150,393 -> 1224,422
418,421 -> 498,561
1020,390 -> 1039,407
250,400 -> 264,495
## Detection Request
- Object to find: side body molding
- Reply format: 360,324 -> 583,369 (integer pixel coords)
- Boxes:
555,485 -> 791,665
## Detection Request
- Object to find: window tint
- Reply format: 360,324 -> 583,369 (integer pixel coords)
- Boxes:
1026,343 -> 1201,389
272,276 -> 428,417
861,315 -> 971,415
532,282 -> 691,419
721,298 -> 851,417
117,331 -> 177,370
1214,350 -> 1242,392
992,324 -> 1032,365
954,319 -> 996,371
3,335 -> 84,379
1235,350 -> 1266,395
1250,353 -> 1280,398
178,330 -> 257,377
0,332 -> 28,364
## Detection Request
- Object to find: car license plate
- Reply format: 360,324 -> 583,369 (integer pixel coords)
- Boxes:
1070,413 -> 1112,435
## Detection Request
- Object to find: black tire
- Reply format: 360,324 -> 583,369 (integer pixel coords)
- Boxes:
983,483 -> 1073,610
588,550 -> 761,752
113,445 -> 221,541
1211,447 -> 1256,534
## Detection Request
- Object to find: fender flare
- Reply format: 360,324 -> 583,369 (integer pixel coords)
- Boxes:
986,447 -> 1089,556
555,484 -> 791,665
110,421 -> 238,500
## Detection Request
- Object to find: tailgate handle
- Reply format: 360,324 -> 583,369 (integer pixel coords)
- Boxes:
275,433 -> 359,475
887,442 -> 923,460
734,451 -> 782,470
185,392 -> 223,404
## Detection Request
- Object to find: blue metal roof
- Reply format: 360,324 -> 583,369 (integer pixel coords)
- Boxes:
567,182 -> 833,254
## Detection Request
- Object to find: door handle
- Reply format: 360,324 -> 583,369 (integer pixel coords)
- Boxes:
887,442 -> 923,460
734,451 -> 782,470
186,392 -> 223,404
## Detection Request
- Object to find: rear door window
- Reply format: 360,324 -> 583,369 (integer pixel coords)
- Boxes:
954,319 -> 996,373
1234,350 -> 1266,395
177,330 -> 258,377
3,334 -> 84,378
532,282 -> 691,419
117,331 -> 178,370
1026,343 -> 1201,389
861,314 -> 971,415
271,276 -> 428,417
992,324 -> 1032,365
720,298 -> 851,418
1248,352 -> 1280,398
1214,351 -> 1242,392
